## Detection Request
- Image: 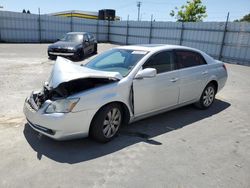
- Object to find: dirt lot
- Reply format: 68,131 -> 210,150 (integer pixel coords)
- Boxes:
0,43 -> 250,188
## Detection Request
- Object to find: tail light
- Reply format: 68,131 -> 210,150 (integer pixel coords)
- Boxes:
222,64 -> 227,71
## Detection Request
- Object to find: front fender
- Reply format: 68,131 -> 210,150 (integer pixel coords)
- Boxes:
71,81 -> 132,115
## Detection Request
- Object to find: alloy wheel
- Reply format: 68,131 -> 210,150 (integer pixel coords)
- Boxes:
102,108 -> 121,138
203,86 -> 215,107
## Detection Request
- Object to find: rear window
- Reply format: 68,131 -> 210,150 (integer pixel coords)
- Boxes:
175,50 -> 207,69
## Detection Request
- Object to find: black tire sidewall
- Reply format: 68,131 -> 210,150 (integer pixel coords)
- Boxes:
48,55 -> 56,60
90,103 -> 122,143
73,48 -> 84,60
199,84 -> 216,109
93,43 -> 97,54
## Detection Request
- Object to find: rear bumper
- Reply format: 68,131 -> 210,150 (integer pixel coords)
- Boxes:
23,97 -> 96,140
217,70 -> 228,93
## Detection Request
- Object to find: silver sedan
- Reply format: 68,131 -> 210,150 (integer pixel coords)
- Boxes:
23,44 -> 228,142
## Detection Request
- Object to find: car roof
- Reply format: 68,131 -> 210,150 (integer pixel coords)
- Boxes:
116,44 -> 202,53
66,32 -> 89,35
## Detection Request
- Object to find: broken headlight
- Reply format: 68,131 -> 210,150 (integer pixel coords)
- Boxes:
45,98 -> 79,113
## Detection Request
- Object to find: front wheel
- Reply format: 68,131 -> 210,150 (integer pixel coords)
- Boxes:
90,103 -> 122,143
48,55 -> 56,60
73,49 -> 84,61
195,83 -> 216,109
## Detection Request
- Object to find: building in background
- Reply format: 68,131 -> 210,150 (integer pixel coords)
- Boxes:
49,9 -> 119,20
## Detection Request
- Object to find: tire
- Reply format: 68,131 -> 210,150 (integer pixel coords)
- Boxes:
195,83 -> 216,109
93,43 -> 97,54
48,54 -> 56,60
73,49 -> 84,61
90,103 -> 122,143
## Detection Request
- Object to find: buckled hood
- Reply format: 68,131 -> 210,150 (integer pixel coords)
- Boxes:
48,57 -> 123,89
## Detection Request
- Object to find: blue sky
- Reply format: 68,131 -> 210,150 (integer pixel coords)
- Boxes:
0,0 -> 249,21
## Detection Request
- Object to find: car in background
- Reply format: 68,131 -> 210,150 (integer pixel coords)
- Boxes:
24,44 -> 228,143
47,32 -> 97,60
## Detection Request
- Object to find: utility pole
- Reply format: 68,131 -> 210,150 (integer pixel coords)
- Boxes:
219,12 -> 230,60
137,1 -> 141,21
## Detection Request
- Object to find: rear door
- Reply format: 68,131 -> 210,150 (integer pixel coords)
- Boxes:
174,50 -> 209,104
133,50 -> 180,116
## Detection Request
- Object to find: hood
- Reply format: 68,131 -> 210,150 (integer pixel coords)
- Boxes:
48,57 -> 123,89
49,41 -> 81,48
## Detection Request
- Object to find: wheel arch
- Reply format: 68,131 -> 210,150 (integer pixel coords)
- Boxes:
207,80 -> 218,94
89,101 -> 131,132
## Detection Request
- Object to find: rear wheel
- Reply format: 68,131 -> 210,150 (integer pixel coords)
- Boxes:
90,103 -> 122,143
195,83 -> 216,109
93,43 -> 98,54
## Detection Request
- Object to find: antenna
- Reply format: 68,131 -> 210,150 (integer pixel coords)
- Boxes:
137,1 -> 141,21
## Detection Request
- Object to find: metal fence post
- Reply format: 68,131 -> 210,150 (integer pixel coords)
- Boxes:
38,8 -> 41,43
148,14 -> 153,44
179,21 -> 184,45
126,15 -> 129,45
96,19 -> 99,41
70,11 -> 73,32
0,12 -> 2,42
107,20 -> 110,42
219,12 -> 230,60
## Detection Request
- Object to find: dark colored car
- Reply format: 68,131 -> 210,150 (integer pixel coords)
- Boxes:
48,32 -> 97,60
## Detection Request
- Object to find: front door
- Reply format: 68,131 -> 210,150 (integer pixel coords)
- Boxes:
133,50 -> 180,116
83,34 -> 91,55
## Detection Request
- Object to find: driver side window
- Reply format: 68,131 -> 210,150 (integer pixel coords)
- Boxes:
143,51 -> 175,74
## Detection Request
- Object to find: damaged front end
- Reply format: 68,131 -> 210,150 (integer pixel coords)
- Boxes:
29,57 -> 122,110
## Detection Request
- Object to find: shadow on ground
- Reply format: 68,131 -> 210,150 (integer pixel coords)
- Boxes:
23,99 -> 230,164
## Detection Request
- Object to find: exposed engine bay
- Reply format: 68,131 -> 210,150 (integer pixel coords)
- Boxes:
32,78 -> 118,109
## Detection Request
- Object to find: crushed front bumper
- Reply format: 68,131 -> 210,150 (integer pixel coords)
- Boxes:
23,96 -> 95,140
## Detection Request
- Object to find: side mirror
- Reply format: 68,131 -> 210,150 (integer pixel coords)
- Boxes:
135,68 -> 157,79
56,38 -> 60,41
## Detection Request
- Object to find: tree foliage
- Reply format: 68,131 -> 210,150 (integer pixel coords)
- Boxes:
170,0 -> 207,22
234,13 -> 250,22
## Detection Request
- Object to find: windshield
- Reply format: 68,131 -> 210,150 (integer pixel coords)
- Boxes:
60,34 -> 83,42
85,49 -> 148,77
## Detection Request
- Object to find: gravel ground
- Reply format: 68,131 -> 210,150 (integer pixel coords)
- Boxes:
0,43 -> 249,188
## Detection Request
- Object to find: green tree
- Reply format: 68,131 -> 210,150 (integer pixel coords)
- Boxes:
234,13 -> 250,22
170,0 -> 207,22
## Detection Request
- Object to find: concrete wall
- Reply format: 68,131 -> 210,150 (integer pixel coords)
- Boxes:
0,11 -> 250,65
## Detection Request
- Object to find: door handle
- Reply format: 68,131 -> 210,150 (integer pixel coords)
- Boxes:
202,71 -> 208,75
170,78 -> 179,82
